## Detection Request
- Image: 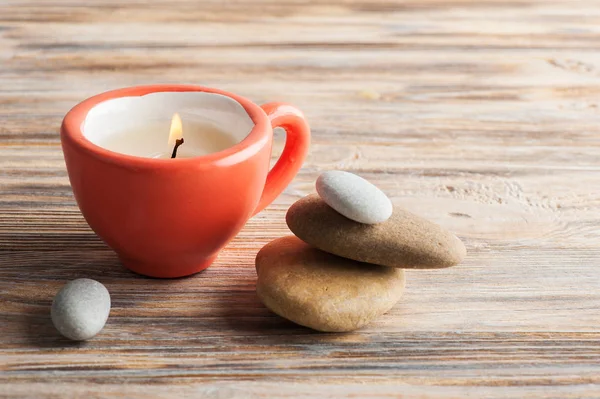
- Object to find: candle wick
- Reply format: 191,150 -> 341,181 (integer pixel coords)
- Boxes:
171,138 -> 185,159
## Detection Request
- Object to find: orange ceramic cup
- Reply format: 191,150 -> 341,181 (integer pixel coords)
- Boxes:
61,85 -> 310,278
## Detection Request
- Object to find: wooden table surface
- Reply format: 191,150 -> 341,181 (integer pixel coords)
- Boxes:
2,1 -> 600,398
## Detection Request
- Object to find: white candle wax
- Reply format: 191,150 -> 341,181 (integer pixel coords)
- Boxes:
81,91 -> 255,159
95,118 -> 238,159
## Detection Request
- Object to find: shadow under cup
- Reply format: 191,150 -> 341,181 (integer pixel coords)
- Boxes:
60,85 -> 310,278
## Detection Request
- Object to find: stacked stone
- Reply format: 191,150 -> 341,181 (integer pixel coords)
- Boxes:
255,171 -> 466,332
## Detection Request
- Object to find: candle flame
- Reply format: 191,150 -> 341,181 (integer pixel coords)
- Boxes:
167,113 -> 183,149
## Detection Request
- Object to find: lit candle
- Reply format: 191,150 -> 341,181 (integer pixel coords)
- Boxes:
62,86 -> 311,279
88,112 -> 239,159
164,113 -> 185,159
82,92 -> 252,160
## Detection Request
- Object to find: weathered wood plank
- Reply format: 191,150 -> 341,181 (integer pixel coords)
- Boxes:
1,0 -> 600,397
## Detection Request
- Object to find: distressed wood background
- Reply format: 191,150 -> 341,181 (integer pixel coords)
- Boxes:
1,0 -> 600,398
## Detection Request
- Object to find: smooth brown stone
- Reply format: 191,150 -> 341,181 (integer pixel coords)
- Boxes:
286,194 -> 466,269
255,236 -> 406,332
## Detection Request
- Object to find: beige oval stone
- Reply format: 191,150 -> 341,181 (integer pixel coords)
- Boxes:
286,194 -> 466,269
255,236 -> 406,332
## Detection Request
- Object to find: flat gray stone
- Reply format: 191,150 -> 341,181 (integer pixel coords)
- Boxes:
51,278 -> 111,341
316,171 -> 393,224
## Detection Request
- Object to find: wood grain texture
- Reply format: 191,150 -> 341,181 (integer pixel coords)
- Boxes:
1,0 -> 600,397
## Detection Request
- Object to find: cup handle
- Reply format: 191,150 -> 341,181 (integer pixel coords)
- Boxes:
253,102 -> 311,215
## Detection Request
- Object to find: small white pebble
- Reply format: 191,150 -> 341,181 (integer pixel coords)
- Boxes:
316,171 -> 393,224
51,278 -> 111,341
